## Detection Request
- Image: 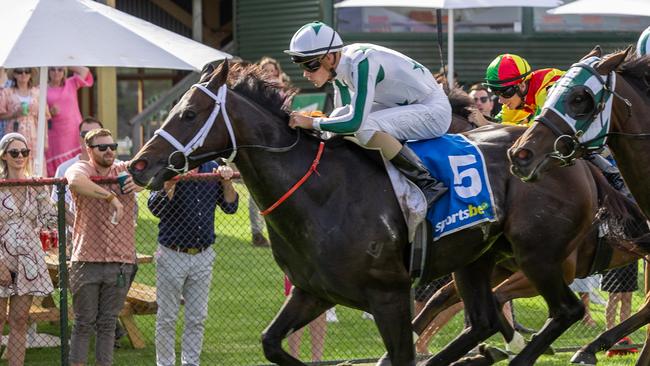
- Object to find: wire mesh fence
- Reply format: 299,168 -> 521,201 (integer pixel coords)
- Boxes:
0,176 -> 646,365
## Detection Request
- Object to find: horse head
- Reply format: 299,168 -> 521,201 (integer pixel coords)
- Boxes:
128,60 -> 233,189
507,45 -> 636,182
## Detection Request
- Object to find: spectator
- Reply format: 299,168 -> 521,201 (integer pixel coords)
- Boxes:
0,68 -> 51,175
148,160 -> 239,366
467,84 -> 498,127
46,66 -> 94,176
51,117 -> 104,227
0,68 -> 15,138
602,261 -> 639,356
0,132 -> 56,366
259,56 -> 291,88
284,276 -> 327,362
65,128 -> 141,366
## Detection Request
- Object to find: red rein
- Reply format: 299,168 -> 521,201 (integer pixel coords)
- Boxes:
260,142 -> 325,216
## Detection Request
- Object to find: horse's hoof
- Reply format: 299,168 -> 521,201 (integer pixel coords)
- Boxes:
570,349 -> 597,365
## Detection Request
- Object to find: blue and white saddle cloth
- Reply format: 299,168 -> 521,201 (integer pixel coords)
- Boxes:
407,134 -> 497,240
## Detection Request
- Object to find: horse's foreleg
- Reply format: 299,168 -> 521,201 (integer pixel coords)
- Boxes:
261,287 -> 332,366
424,251 -> 504,366
412,280 -> 460,335
571,296 -> 650,365
367,287 -> 415,366
508,262 -> 584,366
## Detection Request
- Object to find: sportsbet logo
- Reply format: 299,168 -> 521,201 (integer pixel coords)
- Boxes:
435,202 -> 490,233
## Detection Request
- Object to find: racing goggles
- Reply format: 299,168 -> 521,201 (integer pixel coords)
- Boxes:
292,56 -> 323,73
492,85 -> 518,99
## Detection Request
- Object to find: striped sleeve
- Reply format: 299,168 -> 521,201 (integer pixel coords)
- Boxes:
313,58 -> 376,133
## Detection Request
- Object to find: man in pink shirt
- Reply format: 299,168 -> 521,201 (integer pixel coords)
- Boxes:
65,128 -> 142,366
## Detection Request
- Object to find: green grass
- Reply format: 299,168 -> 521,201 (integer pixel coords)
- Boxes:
14,184 -> 650,365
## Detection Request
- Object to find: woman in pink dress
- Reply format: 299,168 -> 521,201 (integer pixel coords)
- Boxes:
0,133 -> 56,366
0,68 -> 50,176
46,66 -> 93,177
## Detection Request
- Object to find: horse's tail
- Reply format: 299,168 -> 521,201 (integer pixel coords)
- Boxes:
587,162 -> 650,255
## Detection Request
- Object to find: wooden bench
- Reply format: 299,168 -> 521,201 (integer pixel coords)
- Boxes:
119,281 -> 157,349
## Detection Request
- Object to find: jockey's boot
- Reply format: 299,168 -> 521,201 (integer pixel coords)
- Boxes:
585,154 -> 631,197
391,145 -> 448,207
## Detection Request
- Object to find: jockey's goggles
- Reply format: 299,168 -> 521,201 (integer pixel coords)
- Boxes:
292,55 -> 323,73
492,85 -> 518,99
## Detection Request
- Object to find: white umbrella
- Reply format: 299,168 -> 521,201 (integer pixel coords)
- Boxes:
548,0 -> 650,17
0,0 -> 231,175
335,0 -> 563,88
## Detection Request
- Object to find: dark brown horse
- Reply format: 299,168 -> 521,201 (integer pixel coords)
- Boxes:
508,47 -> 650,365
413,164 -> 650,363
128,61 -> 621,366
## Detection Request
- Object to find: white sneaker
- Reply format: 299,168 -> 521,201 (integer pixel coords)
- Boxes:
326,308 -> 339,323
362,311 -> 374,320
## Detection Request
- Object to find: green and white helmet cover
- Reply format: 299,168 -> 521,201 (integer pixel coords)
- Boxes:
542,56 -> 615,150
637,26 -> 650,57
285,22 -> 343,59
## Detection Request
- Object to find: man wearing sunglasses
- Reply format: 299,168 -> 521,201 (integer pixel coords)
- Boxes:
285,22 -> 452,207
481,54 -> 564,126
65,128 -> 143,366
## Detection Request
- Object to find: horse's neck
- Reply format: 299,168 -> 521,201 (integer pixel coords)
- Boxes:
608,84 -> 650,218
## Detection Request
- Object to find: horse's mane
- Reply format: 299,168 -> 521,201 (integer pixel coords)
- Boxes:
227,63 -> 294,121
617,53 -> 650,97
447,87 -> 474,119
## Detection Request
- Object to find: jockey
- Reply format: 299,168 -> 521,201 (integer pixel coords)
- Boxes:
478,54 -> 564,126
482,54 -> 629,193
285,22 -> 452,207
637,26 -> 650,57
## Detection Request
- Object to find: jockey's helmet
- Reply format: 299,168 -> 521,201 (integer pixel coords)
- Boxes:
483,54 -> 532,90
284,22 -> 343,63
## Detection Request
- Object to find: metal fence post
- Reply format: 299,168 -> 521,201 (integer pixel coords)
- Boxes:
56,181 -> 69,366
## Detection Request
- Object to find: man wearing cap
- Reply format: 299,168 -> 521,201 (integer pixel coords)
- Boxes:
477,54 -> 564,126
285,21 -> 451,208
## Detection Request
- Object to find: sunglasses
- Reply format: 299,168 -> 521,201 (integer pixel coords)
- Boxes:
492,85 -> 518,99
292,55 -> 323,73
6,149 -> 30,158
89,143 -> 118,152
80,130 -> 91,138
473,96 -> 490,104
13,69 -> 31,75
49,67 -> 64,72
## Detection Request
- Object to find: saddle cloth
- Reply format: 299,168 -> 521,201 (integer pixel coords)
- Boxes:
406,134 -> 497,241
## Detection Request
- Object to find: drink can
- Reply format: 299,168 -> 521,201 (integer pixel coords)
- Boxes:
20,102 -> 29,116
117,171 -> 129,194
39,230 -> 50,251
50,229 -> 58,249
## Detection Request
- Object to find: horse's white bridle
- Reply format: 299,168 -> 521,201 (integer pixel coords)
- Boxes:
154,83 -> 237,174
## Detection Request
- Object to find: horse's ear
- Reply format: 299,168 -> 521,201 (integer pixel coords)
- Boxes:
198,61 -> 218,83
206,59 -> 229,90
581,45 -> 603,61
598,46 -> 632,73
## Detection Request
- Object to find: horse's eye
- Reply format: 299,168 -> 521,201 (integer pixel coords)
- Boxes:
183,110 -> 197,120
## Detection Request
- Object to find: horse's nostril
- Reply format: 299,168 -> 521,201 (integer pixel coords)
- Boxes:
517,149 -> 530,161
132,159 -> 148,172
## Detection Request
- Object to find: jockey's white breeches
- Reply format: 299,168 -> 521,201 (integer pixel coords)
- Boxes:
355,89 -> 452,145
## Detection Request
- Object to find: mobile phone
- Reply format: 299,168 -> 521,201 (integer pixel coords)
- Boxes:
10,271 -> 16,284
13,121 -> 18,131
